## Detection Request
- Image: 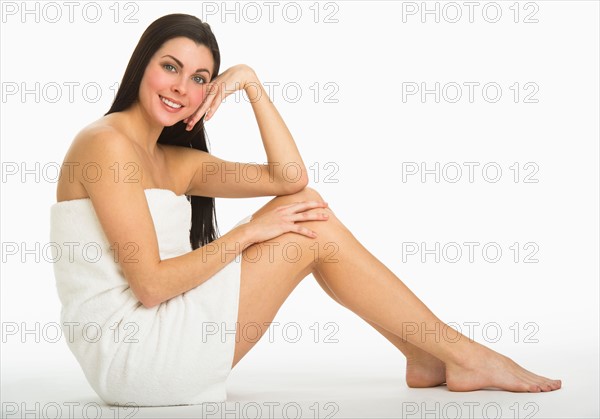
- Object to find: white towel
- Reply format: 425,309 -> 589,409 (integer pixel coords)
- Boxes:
49,188 -> 252,406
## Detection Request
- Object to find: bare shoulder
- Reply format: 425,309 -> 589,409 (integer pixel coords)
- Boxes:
56,119 -> 141,202
56,119 -> 167,307
74,120 -> 135,158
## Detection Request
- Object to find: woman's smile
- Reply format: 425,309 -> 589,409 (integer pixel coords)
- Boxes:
159,95 -> 184,112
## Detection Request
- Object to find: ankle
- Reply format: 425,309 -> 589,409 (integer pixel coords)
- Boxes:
445,340 -> 490,369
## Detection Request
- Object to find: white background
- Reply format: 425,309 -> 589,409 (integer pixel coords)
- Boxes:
1,1 -> 598,418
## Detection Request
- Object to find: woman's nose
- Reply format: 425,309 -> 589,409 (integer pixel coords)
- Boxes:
172,77 -> 186,95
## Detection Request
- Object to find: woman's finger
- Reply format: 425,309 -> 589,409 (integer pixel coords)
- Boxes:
186,83 -> 220,130
202,83 -> 228,122
278,201 -> 328,211
277,201 -> 300,209
184,107 -> 201,131
293,224 -> 318,238
289,201 -> 329,213
288,211 -> 330,223
204,101 -> 222,121
186,100 -> 211,130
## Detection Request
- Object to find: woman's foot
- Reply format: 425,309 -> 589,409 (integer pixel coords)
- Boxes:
406,351 -> 447,388
445,345 -> 562,392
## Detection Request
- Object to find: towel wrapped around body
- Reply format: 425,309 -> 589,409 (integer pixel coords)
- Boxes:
49,188 -> 252,406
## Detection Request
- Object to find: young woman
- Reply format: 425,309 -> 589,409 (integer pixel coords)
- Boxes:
51,13 -> 561,407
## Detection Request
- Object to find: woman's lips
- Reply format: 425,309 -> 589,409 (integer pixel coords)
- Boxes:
159,95 -> 184,112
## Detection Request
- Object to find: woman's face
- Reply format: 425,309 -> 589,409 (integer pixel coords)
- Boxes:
139,36 -> 214,127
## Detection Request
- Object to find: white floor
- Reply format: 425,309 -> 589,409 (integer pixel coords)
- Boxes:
3,278 -> 599,419
2,345 -> 598,419
3,271 -> 599,419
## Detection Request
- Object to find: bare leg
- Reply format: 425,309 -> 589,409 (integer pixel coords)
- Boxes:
232,187 -> 561,392
311,266 -> 446,388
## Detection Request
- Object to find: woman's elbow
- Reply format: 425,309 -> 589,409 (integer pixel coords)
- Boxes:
141,298 -> 159,309
128,275 -> 161,309
282,174 -> 309,195
130,285 -> 156,308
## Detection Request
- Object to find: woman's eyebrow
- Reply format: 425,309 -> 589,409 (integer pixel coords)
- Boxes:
161,54 -> 211,76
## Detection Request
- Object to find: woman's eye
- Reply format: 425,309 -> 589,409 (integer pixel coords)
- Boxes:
193,76 -> 205,84
163,64 -> 176,72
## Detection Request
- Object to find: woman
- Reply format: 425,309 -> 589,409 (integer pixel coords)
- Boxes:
50,13 -> 561,407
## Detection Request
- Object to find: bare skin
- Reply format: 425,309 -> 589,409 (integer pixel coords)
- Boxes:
58,38 -> 560,393
231,186 -> 562,392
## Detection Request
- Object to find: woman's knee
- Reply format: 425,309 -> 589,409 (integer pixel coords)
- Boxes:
291,186 -> 336,218
253,186 -> 336,224
249,186 -> 338,245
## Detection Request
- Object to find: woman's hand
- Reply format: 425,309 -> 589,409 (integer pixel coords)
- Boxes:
243,201 -> 331,246
183,64 -> 256,131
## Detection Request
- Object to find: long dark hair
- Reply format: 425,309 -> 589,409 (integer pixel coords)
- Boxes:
106,14 -> 221,250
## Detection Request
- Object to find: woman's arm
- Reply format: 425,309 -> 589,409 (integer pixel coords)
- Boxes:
187,64 -> 309,192
243,68 -> 309,190
146,226 -> 254,308
74,130 -> 257,309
